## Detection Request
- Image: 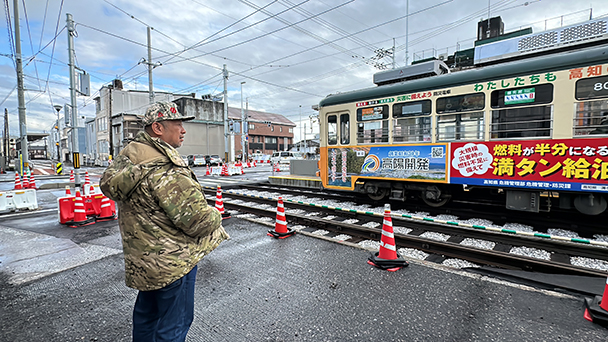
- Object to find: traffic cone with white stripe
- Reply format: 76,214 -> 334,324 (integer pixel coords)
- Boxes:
267,196 -> 295,239
367,204 -> 409,272
22,171 -> 29,188
65,185 -> 72,197
13,172 -> 22,190
584,276 -> 608,327
215,185 -> 230,219
70,170 -> 75,183
97,194 -> 116,222
206,165 -> 210,176
28,173 -> 37,189
68,190 -> 95,227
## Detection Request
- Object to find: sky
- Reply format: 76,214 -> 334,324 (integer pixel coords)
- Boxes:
1,0 -> 608,142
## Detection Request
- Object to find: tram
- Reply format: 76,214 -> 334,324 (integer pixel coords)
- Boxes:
317,17 -> 608,215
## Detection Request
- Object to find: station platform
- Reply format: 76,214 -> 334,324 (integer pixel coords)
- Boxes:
1,213 -> 607,341
269,174 -> 322,190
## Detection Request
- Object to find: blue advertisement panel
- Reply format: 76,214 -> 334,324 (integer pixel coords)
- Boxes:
326,144 -> 448,188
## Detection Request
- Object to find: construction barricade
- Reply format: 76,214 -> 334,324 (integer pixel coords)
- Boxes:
57,186 -> 117,227
0,192 -> 16,213
0,189 -> 38,213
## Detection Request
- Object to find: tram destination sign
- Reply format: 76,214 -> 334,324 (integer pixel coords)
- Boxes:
504,87 -> 535,105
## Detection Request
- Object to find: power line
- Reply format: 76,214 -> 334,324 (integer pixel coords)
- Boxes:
163,0 -> 355,65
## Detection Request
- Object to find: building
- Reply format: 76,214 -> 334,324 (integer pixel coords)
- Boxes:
93,79 -> 195,166
228,107 -> 295,158
90,80 -> 295,164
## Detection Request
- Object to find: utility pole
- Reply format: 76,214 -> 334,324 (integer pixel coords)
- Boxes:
299,105 -> 302,152
14,0 -> 29,174
147,27 -> 154,104
245,97 -> 249,158
67,13 -> 81,189
141,27 -> 161,104
3,108 -> 8,170
240,81 -> 246,162
222,64 -> 229,163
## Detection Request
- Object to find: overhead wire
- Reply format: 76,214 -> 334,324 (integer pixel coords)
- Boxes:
159,0 -> 283,64
162,0 -> 355,65
21,0 -> 42,90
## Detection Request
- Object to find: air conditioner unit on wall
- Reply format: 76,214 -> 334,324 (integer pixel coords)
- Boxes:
438,53 -> 448,61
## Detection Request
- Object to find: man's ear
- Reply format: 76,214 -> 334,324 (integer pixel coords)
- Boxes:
151,122 -> 164,136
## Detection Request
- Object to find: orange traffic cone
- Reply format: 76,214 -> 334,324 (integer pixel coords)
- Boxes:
28,174 -> 37,189
253,161 -> 256,167
70,170 -> 75,183
215,185 -> 230,219
65,185 -> 72,197
206,165 -> 210,176
267,196 -> 295,239
97,195 -> 116,221
85,171 -> 90,184
584,276 -> 608,326
13,172 -> 22,190
68,190 -> 95,227
367,204 -> 409,271
22,172 -> 29,188
273,163 -> 280,172
240,164 -> 244,175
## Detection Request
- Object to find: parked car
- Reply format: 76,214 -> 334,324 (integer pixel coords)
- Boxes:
188,154 -> 206,167
271,151 -> 305,165
205,155 -> 222,166
181,155 -> 189,165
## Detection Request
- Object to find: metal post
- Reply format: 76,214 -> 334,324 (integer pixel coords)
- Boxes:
223,64 -> 229,163
67,13 -> 81,189
240,81 -> 245,162
53,105 -> 62,162
14,0 -> 28,173
147,26 -> 154,104
405,0 -> 409,66
299,105 -> 302,152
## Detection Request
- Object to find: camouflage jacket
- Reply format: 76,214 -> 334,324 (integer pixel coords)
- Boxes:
100,131 -> 229,291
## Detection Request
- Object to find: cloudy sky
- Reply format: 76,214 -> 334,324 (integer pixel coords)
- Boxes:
1,0 -> 608,142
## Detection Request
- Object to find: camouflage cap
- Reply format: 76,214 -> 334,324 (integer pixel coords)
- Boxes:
142,101 -> 195,126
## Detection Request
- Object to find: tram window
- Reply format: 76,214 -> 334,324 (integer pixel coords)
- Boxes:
340,114 -> 350,144
573,99 -> 608,136
357,105 -> 389,144
356,105 -> 389,121
436,93 -> 484,113
490,105 -> 552,139
575,75 -> 608,100
327,115 -> 337,145
437,111 -> 484,141
491,84 -> 553,108
392,100 -> 431,142
393,100 -> 431,117
357,121 -> 389,144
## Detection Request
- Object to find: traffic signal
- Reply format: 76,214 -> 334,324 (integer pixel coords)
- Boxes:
229,120 -> 234,132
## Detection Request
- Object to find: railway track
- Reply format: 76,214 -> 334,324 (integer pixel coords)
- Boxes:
236,183 -> 608,238
203,186 -> 608,296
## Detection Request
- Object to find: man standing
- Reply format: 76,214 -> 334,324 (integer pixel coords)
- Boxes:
100,101 -> 229,341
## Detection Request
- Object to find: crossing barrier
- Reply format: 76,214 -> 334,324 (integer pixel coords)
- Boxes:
13,189 -> 38,210
0,192 -> 16,213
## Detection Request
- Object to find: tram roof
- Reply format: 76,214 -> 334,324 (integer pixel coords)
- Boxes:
318,43 -> 608,108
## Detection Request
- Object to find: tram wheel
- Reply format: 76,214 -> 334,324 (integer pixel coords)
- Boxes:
421,189 -> 451,208
574,194 -> 607,215
367,187 -> 388,201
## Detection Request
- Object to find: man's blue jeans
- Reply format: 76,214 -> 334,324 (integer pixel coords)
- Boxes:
132,265 -> 197,342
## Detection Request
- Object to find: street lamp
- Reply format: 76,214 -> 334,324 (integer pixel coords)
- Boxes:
240,81 -> 246,162
53,105 -> 62,163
